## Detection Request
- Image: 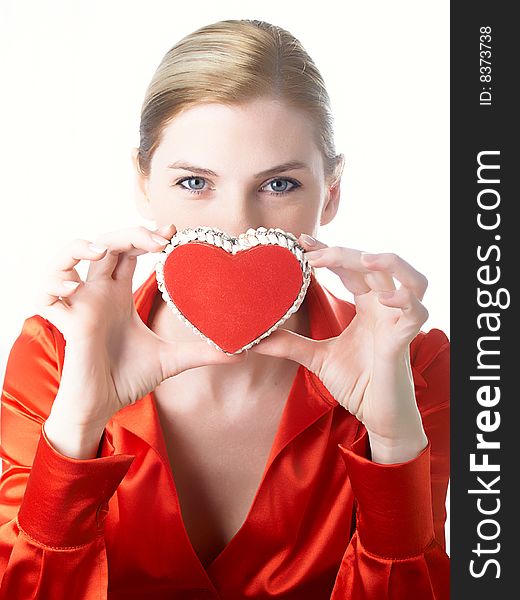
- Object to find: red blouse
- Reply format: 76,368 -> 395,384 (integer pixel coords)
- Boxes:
0,269 -> 450,599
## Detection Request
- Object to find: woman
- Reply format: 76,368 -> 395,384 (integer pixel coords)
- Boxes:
0,19 -> 449,599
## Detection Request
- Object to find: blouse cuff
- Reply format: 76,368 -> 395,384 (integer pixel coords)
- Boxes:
17,422 -> 135,549
338,428 -> 435,559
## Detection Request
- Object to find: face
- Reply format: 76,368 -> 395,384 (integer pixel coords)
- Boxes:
132,97 -> 341,240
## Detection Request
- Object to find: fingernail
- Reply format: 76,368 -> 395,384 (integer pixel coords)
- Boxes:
63,280 -> 80,289
305,249 -> 323,260
300,233 -> 317,247
361,252 -> 378,261
151,234 -> 170,245
88,243 -> 108,253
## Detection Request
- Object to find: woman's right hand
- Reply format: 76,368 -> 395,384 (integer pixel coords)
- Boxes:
36,224 -> 247,431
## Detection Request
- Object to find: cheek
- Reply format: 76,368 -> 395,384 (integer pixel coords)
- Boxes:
147,180 -> 210,221
261,206 -> 321,239
289,195 -> 323,229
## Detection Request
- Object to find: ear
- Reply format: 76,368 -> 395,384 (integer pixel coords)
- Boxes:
131,147 -> 154,220
320,153 -> 345,227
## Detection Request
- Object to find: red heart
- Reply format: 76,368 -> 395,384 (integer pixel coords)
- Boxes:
156,229 -> 309,354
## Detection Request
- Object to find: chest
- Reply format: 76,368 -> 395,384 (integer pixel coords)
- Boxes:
153,384 -> 291,569
146,292 -> 302,568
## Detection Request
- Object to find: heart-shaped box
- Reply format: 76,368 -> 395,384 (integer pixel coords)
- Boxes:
155,226 -> 312,355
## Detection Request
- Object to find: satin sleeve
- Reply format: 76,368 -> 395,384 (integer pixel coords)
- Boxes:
329,329 -> 450,600
0,315 -> 135,599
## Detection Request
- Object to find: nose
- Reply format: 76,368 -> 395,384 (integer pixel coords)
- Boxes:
212,194 -> 265,238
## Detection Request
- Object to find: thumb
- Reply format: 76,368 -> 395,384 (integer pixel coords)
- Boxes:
249,328 -> 322,371
160,337 -> 248,377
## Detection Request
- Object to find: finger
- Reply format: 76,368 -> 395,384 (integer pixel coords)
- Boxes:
39,273 -> 83,307
248,328 -> 326,372
54,268 -> 82,286
160,337 -> 248,377
377,285 -> 429,339
298,233 -> 328,252
47,238 -> 108,275
85,250 -> 121,281
91,225 -> 174,256
86,225 -> 175,281
42,240 -> 107,306
155,223 -> 178,238
363,269 -> 396,294
298,234 -> 371,295
111,252 -> 138,282
361,252 -> 428,301
301,243 -> 371,295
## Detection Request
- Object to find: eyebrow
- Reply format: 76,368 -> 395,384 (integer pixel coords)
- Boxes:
166,160 -> 310,179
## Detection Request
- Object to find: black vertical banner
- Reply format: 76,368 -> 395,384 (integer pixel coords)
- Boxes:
451,2 -> 517,598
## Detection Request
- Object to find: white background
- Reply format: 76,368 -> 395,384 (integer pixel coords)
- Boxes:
0,1 -> 450,553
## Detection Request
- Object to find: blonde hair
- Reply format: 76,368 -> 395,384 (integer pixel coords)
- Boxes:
136,19 -> 344,185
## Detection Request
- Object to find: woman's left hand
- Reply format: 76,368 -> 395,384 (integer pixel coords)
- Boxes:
249,235 -> 431,463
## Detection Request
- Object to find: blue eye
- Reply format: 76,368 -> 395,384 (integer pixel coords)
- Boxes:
177,176 -> 207,195
174,175 -> 302,196
263,178 -> 301,196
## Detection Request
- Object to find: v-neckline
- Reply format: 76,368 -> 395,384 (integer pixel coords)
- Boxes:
149,361 -> 304,574
147,359 -> 338,582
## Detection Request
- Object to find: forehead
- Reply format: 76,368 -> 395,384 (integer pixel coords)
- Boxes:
153,98 -> 323,171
